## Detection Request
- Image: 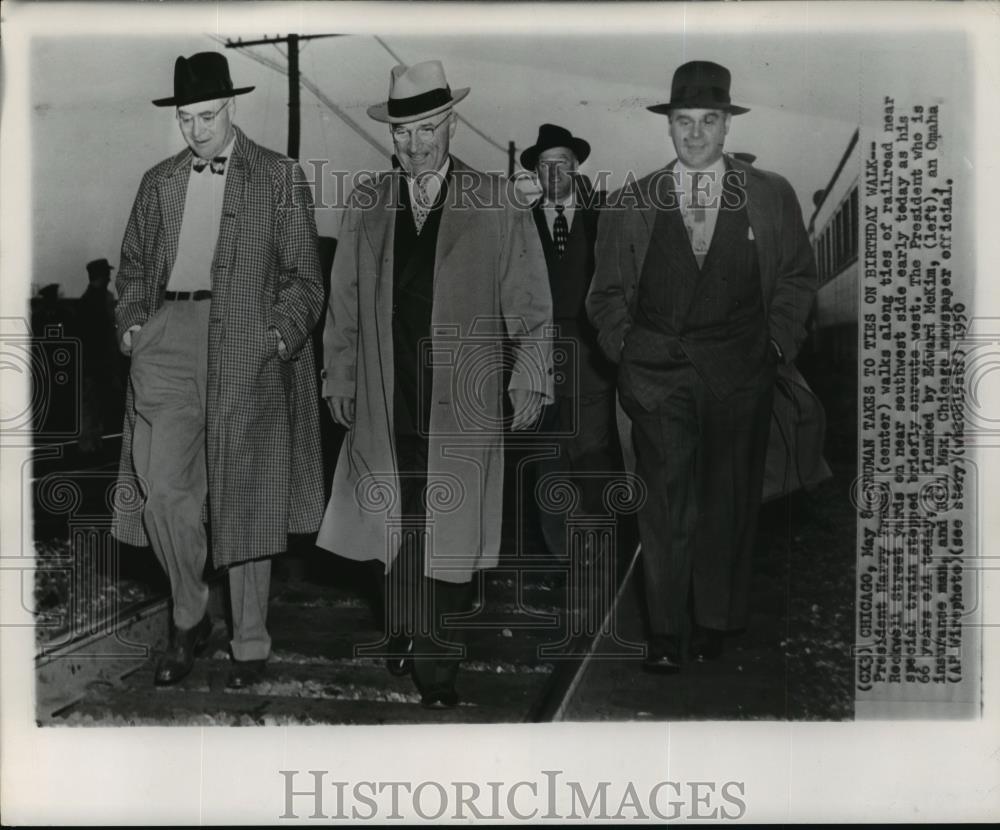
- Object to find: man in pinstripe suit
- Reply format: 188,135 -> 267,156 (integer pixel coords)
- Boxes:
113,52 -> 325,689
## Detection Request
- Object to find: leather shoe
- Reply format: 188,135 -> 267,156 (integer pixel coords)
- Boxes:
690,626 -> 725,661
226,658 -> 267,689
386,634 -> 414,677
642,637 -> 682,674
154,614 -> 213,686
420,688 -> 459,709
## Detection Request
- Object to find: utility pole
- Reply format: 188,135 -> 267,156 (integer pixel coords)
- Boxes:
224,33 -> 342,159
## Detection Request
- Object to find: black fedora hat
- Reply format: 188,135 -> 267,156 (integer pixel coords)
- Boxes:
152,52 -> 255,108
520,124 -> 591,171
647,60 -> 749,116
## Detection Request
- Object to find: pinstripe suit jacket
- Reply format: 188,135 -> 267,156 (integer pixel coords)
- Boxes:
112,126 -> 325,566
586,155 -> 816,369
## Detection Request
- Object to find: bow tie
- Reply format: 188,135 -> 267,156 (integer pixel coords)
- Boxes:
192,156 -> 227,175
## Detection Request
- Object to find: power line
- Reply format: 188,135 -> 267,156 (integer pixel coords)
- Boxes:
212,34 -> 390,160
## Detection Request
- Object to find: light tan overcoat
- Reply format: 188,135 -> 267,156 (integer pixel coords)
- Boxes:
317,158 -> 552,583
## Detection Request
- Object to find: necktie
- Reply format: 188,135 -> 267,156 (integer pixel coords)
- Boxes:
192,156 -> 227,175
553,204 -> 568,258
412,177 -> 431,234
687,171 -> 709,268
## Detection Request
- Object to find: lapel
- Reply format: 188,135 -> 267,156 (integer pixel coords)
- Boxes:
433,156 -> 480,279
211,127 -> 251,294
156,148 -> 194,290
366,172 -> 401,310
531,202 -> 558,271
632,163 -> 673,279
699,160 -> 746,272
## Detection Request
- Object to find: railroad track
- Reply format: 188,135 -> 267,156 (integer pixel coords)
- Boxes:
32,435 -> 641,725
36,542 -> 639,725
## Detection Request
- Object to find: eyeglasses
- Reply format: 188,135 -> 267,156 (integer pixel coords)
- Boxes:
537,159 -> 575,171
390,113 -> 451,144
176,101 -> 229,130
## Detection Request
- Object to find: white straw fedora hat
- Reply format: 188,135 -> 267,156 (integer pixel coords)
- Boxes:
367,60 -> 470,124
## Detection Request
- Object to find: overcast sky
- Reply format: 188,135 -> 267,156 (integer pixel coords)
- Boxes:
18,18 -> 970,296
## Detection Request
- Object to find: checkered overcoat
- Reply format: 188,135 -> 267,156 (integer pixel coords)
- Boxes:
112,127 -> 325,567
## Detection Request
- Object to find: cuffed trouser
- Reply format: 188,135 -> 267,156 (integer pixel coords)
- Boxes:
621,361 -> 775,640
386,434 -> 473,695
130,300 -> 271,659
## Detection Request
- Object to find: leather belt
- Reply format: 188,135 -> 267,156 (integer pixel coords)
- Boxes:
164,290 -> 212,301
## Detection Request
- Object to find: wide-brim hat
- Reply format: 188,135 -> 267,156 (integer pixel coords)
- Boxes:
86,258 -> 114,279
152,52 -> 255,108
367,60 -> 470,124
647,60 -> 749,116
520,123 -> 591,170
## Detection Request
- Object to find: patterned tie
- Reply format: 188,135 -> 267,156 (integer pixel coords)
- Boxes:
553,204 -> 569,258
192,155 -> 227,175
412,177 -> 431,234
687,171 -> 709,268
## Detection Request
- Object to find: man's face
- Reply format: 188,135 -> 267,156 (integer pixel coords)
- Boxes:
177,97 -> 235,160
391,110 -> 456,177
536,147 -> 578,203
669,108 -> 731,169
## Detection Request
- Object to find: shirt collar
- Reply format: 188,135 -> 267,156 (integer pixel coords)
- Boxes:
675,156 -> 726,189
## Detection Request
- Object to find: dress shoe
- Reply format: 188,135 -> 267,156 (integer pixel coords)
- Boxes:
690,626 -> 725,661
420,688 -> 459,710
226,658 -> 267,689
154,614 -> 213,686
385,634 -> 414,677
642,637 -> 682,674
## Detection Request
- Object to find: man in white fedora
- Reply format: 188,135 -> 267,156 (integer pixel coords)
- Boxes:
318,60 -> 553,708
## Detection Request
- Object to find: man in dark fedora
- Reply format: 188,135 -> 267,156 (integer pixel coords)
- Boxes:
519,124 -> 621,560
587,60 -> 816,672
318,60 -> 552,708
112,51 -> 325,688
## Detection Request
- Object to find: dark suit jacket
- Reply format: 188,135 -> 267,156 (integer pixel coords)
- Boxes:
585,155 -> 817,369
530,177 -> 613,399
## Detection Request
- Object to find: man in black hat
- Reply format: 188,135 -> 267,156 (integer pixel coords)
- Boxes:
520,124 -> 621,560
587,61 -> 816,672
112,52 -> 325,689
318,60 -> 552,709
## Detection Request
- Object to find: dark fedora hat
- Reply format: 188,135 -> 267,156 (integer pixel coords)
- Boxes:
86,258 -> 114,278
520,123 -> 591,171
152,52 -> 255,108
647,60 -> 749,116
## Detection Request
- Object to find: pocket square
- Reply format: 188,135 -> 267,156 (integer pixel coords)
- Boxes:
747,227 -> 755,241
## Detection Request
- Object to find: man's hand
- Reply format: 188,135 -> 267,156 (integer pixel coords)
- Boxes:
269,326 -> 289,360
509,388 -> 545,431
326,395 -> 356,428
120,325 -> 141,356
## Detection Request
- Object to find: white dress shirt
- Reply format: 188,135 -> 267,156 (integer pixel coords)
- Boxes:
541,194 -> 576,237
166,134 -> 235,291
674,155 -> 727,259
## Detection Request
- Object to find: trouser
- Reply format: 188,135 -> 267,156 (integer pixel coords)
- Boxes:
130,299 -> 271,660
621,361 -> 775,640
386,433 -> 473,694
532,389 -> 623,558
